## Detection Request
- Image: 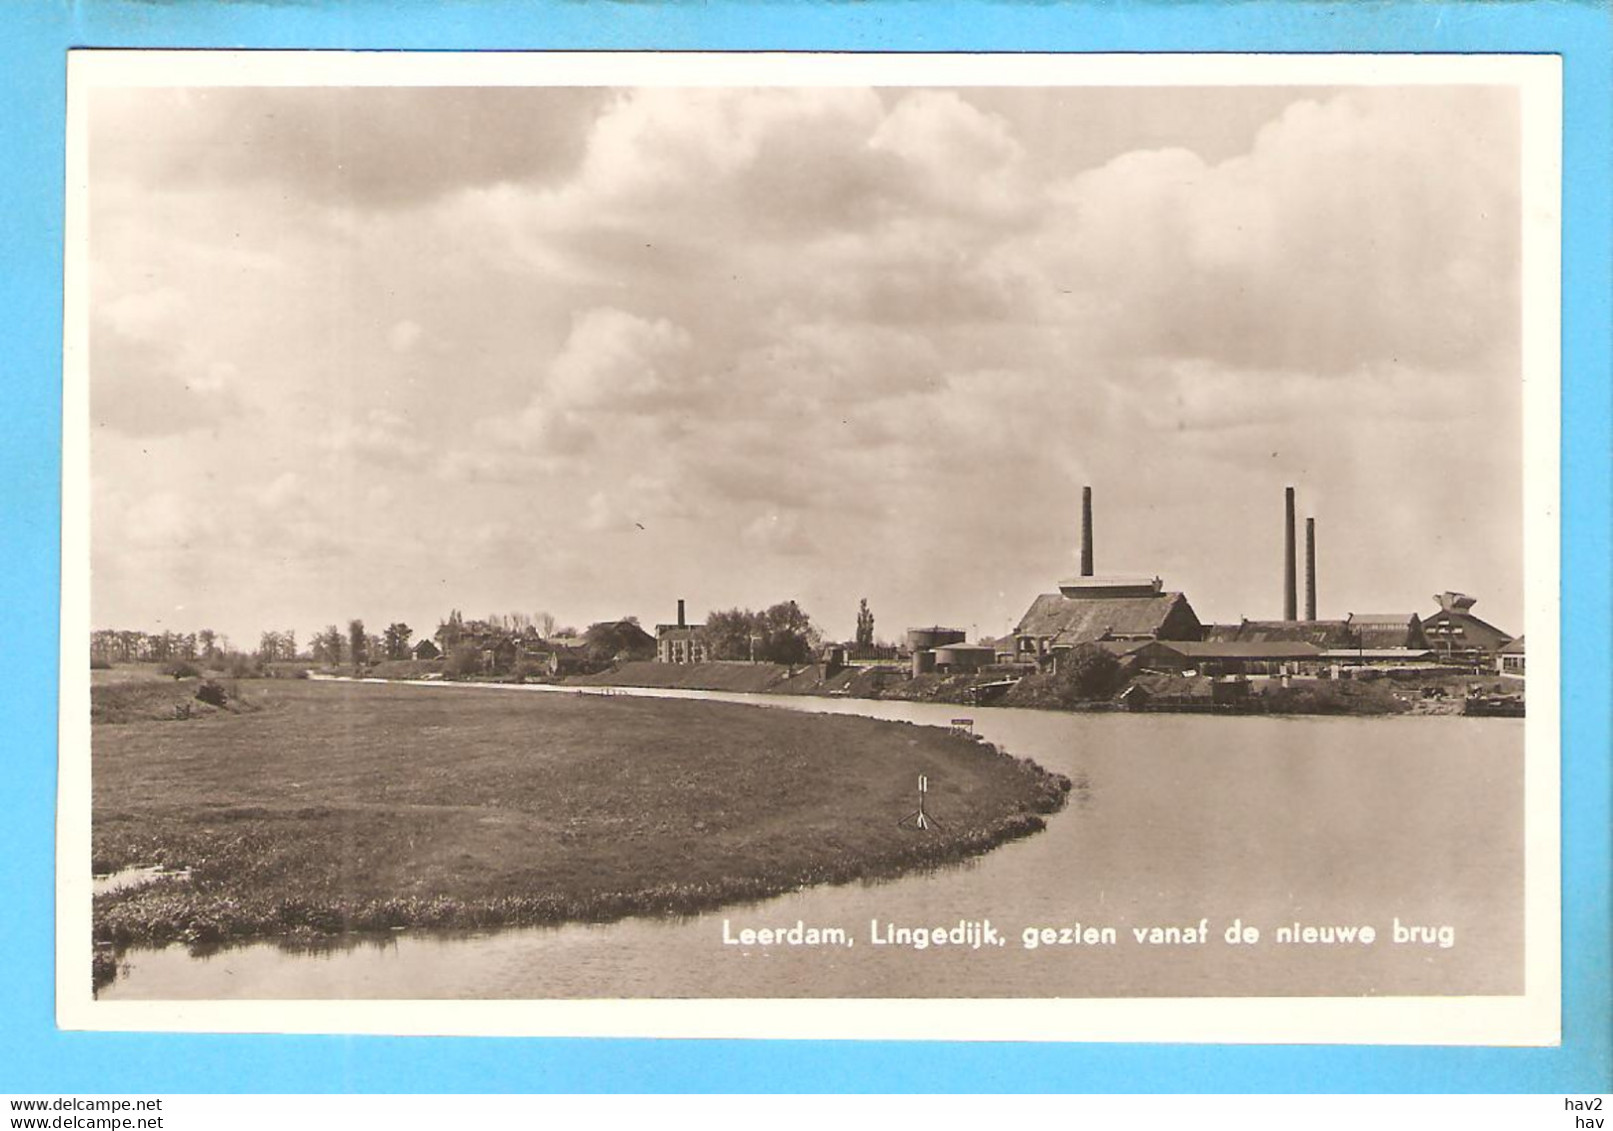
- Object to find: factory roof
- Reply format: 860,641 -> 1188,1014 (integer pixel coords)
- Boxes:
1203,620 -> 1354,648
1016,591 -> 1199,645
1318,648 -> 1436,661
1345,613 -> 1428,650
1055,576 -> 1164,598
1163,641 -> 1323,660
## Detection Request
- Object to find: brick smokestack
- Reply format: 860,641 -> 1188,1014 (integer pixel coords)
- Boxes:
1305,517 -> 1317,621
1080,485 -> 1094,577
677,598 -> 686,628
1284,487 -> 1297,621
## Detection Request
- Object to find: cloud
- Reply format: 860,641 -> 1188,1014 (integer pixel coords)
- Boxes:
90,316 -> 245,437
387,320 -> 423,353
87,84 -> 1527,643
91,87 -> 610,209
322,408 -> 429,469
741,511 -> 815,557
1029,87 -> 1520,378
545,307 -> 695,410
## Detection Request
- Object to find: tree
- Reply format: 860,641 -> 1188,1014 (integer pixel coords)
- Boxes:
758,600 -> 816,665
90,630 -> 118,666
348,619 -> 368,668
314,624 -> 344,665
282,629 -> 297,660
435,609 -> 465,655
702,602 -> 818,664
257,631 -> 281,662
197,629 -> 218,661
535,611 -> 557,639
383,622 -> 413,661
856,598 -> 875,651
444,643 -> 482,678
1056,643 -> 1123,703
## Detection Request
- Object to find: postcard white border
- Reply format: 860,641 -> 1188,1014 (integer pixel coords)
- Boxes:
58,50 -> 1562,1045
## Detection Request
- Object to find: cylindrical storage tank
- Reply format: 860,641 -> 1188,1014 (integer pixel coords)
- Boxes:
912,650 -> 936,676
907,626 -> 967,652
934,643 -> 995,673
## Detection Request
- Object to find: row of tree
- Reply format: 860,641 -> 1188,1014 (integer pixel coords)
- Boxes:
702,600 -> 821,665
91,628 -> 238,665
93,598 -> 857,674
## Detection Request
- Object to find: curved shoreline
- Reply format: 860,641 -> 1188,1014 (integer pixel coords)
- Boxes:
92,679 -> 1070,989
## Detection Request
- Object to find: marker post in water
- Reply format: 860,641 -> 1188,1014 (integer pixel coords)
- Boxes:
899,773 -> 942,831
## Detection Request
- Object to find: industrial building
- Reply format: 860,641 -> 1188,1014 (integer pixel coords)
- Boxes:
1011,486 -> 1203,670
1344,612 -> 1430,651
1422,592 -> 1514,663
1203,619 -> 1354,648
906,627 -> 995,675
655,599 -> 710,664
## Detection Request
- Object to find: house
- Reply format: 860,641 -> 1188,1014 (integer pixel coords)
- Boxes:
411,639 -> 441,660
1498,635 -> 1526,679
1422,592 -> 1514,664
585,619 -> 658,663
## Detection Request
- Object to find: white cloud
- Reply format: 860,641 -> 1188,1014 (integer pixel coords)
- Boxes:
322,408 -> 429,468
88,84 -> 1527,642
387,320 -> 423,353
546,307 -> 694,410
741,511 -> 815,557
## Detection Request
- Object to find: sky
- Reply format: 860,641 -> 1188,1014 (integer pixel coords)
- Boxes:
87,83 -> 1525,648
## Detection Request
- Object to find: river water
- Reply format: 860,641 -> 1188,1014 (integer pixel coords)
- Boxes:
99,684 -> 1523,999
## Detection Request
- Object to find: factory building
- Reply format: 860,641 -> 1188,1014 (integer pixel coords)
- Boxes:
655,599 -> 710,664
1344,612 -> 1430,651
1203,619 -> 1354,648
1012,486 -> 1203,670
1139,640 -> 1323,676
1422,592 -> 1514,663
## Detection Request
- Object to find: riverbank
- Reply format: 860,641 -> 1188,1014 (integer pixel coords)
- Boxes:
563,660 -> 1519,717
92,678 -> 1068,986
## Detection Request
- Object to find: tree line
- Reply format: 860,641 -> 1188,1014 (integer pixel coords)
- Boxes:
92,597 -> 873,675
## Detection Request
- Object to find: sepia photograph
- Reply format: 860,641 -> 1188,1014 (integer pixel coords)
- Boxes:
59,51 -> 1560,1043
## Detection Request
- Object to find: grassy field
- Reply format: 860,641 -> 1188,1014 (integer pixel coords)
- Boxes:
92,679 -> 1067,961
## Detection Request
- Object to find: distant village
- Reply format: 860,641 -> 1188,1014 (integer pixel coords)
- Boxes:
91,484 -> 1526,715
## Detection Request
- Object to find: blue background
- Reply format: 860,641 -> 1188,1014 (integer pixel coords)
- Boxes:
2,0 -> 1607,1094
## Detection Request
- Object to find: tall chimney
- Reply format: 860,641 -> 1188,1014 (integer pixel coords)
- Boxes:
1305,517 -> 1317,621
1283,487 -> 1297,621
1080,485 -> 1094,577
677,598 -> 686,628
